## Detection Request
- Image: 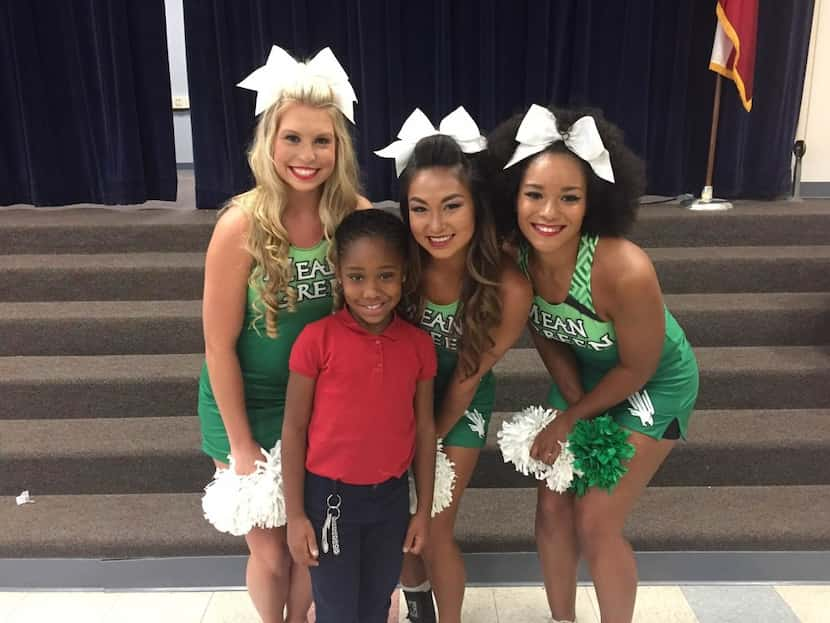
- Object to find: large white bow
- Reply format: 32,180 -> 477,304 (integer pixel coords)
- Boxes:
504,105 -> 614,183
375,107 -> 487,177
237,45 -> 358,123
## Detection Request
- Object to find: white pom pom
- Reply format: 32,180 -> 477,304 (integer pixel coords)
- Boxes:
431,439 -> 457,515
202,441 -> 286,536
546,441 -> 578,493
497,405 -> 579,493
201,467 -> 246,535
409,439 -> 458,517
408,471 -> 417,515
497,405 -> 558,478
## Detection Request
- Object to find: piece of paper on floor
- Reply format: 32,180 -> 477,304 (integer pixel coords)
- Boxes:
16,490 -> 34,505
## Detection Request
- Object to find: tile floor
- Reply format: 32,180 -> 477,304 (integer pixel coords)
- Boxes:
1,584 -> 828,622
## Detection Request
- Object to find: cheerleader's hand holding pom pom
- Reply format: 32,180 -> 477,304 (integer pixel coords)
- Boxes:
499,406 -> 635,495
497,405 -> 562,479
228,438 -> 266,475
530,410 -> 576,465
498,406 -> 579,493
202,441 -> 287,536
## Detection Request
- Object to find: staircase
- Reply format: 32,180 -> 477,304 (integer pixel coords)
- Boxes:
1,200 -> 829,585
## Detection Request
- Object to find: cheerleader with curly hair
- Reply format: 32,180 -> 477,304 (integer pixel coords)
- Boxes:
486,105 -> 699,623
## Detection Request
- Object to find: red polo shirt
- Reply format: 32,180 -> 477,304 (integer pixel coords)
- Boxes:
289,308 -> 437,485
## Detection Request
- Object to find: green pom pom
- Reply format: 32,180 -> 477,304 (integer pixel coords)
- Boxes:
567,415 -> 636,497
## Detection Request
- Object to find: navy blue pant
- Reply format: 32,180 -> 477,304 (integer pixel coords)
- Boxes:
305,471 -> 410,623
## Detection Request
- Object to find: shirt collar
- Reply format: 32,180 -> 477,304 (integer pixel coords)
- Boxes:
335,307 -> 406,341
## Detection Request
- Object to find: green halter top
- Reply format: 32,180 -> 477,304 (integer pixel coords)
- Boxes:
198,240 -> 334,459
518,235 -> 695,375
419,299 -> 495,414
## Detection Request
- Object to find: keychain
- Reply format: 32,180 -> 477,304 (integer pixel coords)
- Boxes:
321,492 -> 342,556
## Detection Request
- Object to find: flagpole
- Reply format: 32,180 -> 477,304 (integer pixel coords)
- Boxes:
704,74 -> 723,194
690,73 -> 733,210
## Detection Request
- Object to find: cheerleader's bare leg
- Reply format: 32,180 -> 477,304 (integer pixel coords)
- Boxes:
574,433 -> 674,623
536,484 -> 579,621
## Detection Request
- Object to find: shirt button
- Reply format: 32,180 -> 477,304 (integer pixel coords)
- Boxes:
375,340 -> 380,345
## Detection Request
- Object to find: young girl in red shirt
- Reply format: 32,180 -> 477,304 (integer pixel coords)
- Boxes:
281,208 -> 438,623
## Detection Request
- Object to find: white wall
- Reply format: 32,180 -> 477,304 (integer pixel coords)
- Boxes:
165,0 -> 192,164
796,0 -> 828,184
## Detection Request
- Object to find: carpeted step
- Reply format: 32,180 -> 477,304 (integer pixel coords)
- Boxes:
0,417 -> 207,496
2,293 -> 827,357
630,202 -> 830,248
0,208 -> 216,254
2,202 -> 829,254
0,301 -> 204,356
657,293 -> 830,346
3,247 -> 829,302
2,485 -> 828,558
454,485 -> 830,552
3,410 -> 829,496
0,253 -> 204,302
2,347 -> 827,420
0,354 -> 203,420
648,246 -> 830,294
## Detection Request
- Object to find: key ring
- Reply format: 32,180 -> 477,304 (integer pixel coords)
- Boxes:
322,492 -> 343,556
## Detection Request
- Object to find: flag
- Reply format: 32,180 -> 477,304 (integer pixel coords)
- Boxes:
709,0 -> 758,111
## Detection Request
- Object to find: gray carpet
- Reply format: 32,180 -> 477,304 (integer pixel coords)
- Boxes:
1,193 -> 829,566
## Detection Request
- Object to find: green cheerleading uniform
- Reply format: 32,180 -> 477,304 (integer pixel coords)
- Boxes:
198,240 -> 335,461
519,235 -> 699,440
420,299 -> 495,448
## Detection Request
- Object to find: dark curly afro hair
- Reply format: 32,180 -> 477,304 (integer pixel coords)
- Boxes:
483,106 -> 646,242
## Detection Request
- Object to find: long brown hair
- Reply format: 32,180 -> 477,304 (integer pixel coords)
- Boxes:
398,135 -> 502,378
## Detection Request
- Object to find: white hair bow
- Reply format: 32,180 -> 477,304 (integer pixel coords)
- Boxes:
374,107 -> 487,177
237,45 -> 358,123
504,104 -> 615,183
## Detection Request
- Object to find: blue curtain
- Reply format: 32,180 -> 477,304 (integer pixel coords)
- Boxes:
0,0 -> 177,206
183,0 -> 813,207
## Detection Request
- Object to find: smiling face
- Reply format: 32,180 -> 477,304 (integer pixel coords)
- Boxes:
405,166 -> 475,261
271,103 -> 336,194
517,151 -> 587,254
336,236 -> 404,334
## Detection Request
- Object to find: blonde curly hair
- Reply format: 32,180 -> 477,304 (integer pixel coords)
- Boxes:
229,73 -> 360,337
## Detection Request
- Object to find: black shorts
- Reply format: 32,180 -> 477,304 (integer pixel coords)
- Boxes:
662,418 -> 681,440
